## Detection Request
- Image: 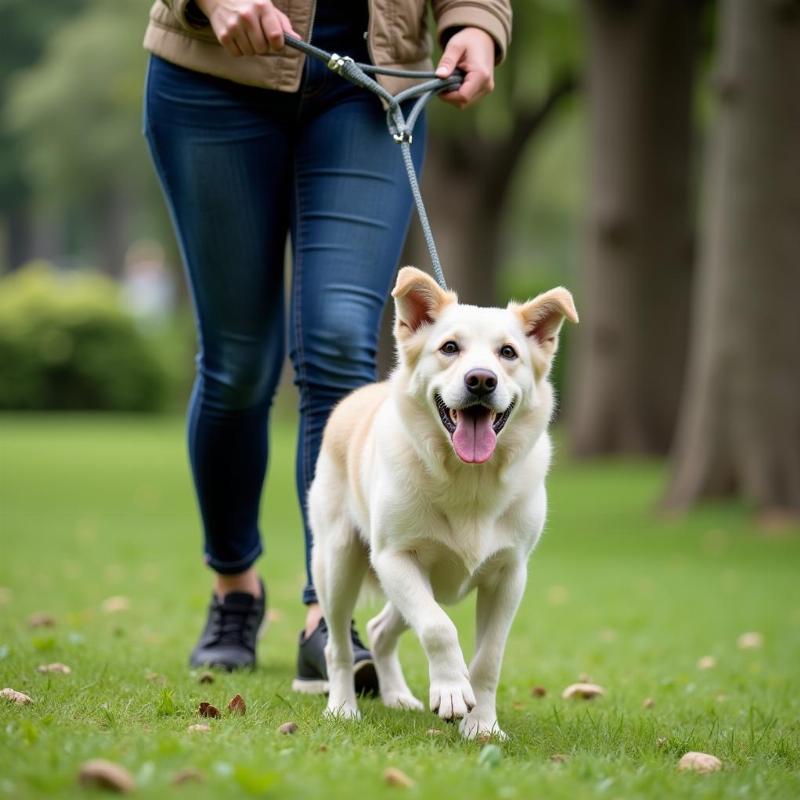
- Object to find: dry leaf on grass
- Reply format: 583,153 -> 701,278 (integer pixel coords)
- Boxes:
643,697 -> 655,709
384,767 -> 415,788
697,655 -> 716,670
550,753 -> 569,763
102,596 -> 130,614
737,632 -> 763,650
677,751 -> 722,774
78,759 -> 136,793
198,702 -> 221,718
198,671 -> 215,684
37,663 -> 71,674
187,723 -> 211,733
561,682 -> 605,700
531,685 -> 547,698
27,612 -> 55,628
426,728 -> 443,737
1,688 -> 33,705
171,768 -> 204,785
227,694 -> 246,715
277,722 -> 297,735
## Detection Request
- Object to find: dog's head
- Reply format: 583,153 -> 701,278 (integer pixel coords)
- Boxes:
391,267 -> 578,465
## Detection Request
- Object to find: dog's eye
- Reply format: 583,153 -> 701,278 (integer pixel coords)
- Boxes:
440,340 -> 460,355
499,344 -> 518,360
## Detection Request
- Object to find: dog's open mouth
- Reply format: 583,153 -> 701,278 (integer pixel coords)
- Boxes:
434,394 -> 515,464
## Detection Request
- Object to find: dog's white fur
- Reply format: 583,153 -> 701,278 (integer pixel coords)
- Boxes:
309,267 -> 578,739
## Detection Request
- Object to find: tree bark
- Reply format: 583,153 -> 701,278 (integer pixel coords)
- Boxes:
664,0 -> 800,515
569,0 -> 700,456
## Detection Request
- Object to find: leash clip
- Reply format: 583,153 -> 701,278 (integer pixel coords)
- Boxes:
327,53 -> 354,75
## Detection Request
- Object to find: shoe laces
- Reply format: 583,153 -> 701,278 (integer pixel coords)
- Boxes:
209,601 -> 254,648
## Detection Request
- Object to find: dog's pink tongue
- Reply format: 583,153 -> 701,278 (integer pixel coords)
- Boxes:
453,408 -> 497,463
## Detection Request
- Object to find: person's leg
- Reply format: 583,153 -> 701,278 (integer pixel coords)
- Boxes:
289,74 -> 426,620
144,55 -> 294,666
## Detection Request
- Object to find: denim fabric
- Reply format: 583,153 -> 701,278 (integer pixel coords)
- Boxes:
143,19 -> 425,603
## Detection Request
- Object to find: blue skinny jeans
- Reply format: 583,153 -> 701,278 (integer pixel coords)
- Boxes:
143,26 -> 424,604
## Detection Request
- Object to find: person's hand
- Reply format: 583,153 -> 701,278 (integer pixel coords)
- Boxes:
435,27 -> 496,109
194,0 -> 299,57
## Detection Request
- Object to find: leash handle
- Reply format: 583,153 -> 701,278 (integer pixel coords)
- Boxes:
282,33 -> 460,290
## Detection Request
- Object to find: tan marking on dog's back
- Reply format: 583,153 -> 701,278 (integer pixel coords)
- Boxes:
322,382 -> 390,497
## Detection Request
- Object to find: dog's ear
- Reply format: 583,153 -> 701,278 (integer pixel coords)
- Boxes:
392,266 -> 457,340
510,287 -> 578,361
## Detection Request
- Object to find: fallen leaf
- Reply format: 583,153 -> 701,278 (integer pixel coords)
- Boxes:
187,723 -> 211,733
198,671 -> 215,684
384,767 -> 414,788
277,721 -> 297,735
318,744 -> 328,752
27,612 -> 55,628
737,632 -> 763,650
1,688 -> 33,705
643,697 -> 655,709
677,751 -> 722,774
561,682 -> 605,700
426,728 -> 443,736
78,759 -> 136,793
531,685 -> 547,698
102,596 -> 130,614
550,753 -> 569,763
171,768 -> 204,785
227,694 -> 246,715
37,662 -> 71,674
198,702 -> 220,718
697,655 -> 716,670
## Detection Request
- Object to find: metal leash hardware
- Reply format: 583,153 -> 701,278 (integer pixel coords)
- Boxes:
283,34 -> 464,291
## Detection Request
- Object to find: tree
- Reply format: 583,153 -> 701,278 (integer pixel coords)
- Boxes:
6,0 -> 162,275
664,0 -> 800,515
568,0 -> 702,456
403,3 -> 579,306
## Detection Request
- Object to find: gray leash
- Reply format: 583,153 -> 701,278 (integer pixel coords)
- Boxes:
284,34 -> 463,291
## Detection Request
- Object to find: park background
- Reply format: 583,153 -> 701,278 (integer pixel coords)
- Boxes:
0,1 -> 798,798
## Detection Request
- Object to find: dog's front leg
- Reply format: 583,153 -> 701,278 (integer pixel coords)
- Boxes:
372,550 -> 475,720
459,562 -> 527,741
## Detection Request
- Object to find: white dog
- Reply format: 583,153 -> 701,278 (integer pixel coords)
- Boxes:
308,266 -> 578,739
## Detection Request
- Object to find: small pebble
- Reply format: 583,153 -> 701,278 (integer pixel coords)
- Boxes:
187,723 -> 211,733
677,751 -> 722,773
278,721 -> 298,735
561,682 -> 605,700
37,663 -> 71,674
1,688 -> 33,705
643,697 -> 655,709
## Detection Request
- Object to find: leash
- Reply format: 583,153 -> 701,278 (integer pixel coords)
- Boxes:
283,34 -> 463,291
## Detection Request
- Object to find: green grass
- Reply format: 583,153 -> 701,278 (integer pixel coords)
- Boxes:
1,413 -> 799,799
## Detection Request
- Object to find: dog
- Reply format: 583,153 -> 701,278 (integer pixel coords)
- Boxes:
308,266 -> 578,739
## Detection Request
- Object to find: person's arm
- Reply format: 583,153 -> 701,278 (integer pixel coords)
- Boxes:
431,0 -> 512,109
165,0 -> 298,56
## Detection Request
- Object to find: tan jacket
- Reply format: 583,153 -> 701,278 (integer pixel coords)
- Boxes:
144,0 -> 511,95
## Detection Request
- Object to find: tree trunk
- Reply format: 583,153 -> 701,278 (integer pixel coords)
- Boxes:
664,0 -> 800,515
569,0 -> 700,456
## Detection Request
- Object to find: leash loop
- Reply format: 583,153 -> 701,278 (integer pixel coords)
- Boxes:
283,34 -> 460,290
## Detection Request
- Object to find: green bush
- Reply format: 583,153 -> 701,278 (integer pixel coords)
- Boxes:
0,262 -> 168,411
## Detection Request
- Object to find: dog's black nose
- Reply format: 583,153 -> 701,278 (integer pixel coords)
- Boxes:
464,368 -> 497,397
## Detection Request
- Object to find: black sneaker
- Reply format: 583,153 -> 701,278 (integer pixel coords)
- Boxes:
189,581 -> 266,671
291,618 -> 379,697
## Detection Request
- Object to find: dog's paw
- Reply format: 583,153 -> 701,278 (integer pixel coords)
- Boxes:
429,678 -> 476,720
458,711 -> 507,741
323,702 -> 361,721
382,690 -> 424,711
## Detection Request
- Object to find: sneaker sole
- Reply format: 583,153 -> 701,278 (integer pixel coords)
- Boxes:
291,659 -> 380,697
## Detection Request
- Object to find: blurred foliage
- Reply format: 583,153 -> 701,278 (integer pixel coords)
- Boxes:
0,262 -> 169,411
0,0 -> 89,211
5,0 -> 153,208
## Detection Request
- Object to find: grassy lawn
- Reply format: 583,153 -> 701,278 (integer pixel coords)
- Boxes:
1,413 -> 799,799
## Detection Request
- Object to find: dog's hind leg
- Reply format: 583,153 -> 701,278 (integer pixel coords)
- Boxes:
458,562 -> 527,741
367,603 -> 423,711
313,528 -> 369,720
